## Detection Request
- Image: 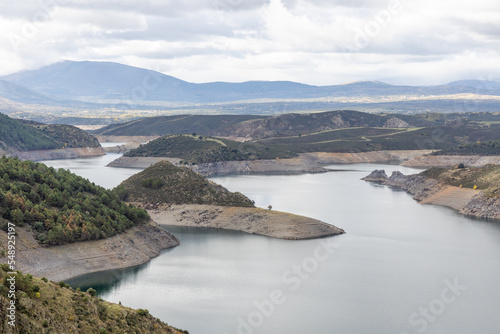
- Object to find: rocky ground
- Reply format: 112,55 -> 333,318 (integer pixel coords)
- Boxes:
4,147 -> 105,161
108,155 -> 328,176
0,221 -> 179,282
363,169 -> 500,220
145,203 -> 345,240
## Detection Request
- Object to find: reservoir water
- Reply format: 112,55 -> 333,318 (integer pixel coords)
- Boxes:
43,155 -> 500,334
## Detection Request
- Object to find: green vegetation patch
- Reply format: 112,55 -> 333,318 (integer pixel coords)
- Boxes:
0,265 -> 187,333
432,139 -> 500,156
34,124 -> 101,148
0,156 -> 148,245
125,134 -> 296,164
421,164 -> 500,197
0,113 -> 60,151
116,161 -> 255,207
0,113 -> 101,152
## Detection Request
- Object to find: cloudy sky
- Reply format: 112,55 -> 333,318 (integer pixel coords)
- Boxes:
1,0 -> 499,85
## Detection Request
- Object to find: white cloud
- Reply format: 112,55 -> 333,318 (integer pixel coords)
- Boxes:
0,0 -> 499,85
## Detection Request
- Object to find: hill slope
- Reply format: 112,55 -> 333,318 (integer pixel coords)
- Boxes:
125,134 -> 297,164
0,265 -> 186,333
0,114 -> 60,151
0,156 -> 149,245
116,161 -> 255,207
95,110 -> 428,139
0,113 -> 101,152
422,164 -> 500,197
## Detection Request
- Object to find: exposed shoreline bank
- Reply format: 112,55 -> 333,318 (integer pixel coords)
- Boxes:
145,203 -> 345,240
363,170 -> 500,220
106,150 -> 436,176
0,221 -> 179,282
5,147 -> 105,161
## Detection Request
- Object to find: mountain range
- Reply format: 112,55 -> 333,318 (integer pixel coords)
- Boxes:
1,61 -> 500,120
2,60 -> 500,104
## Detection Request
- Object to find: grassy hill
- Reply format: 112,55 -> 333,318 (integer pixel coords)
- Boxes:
0,156 -> 148,245
116,161 -> 255,207
0,113 -> 101,152
0,265 -> 187,333
124,134 -> 297,164
421,164 -> 500,197
255,124 -> 500,153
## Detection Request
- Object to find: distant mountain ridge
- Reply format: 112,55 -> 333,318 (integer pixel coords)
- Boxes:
3,60 -> 500,105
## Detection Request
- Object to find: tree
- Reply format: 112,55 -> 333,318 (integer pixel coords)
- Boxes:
268,205 -> 272,210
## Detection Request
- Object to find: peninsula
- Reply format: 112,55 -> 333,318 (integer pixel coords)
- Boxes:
117,161 -> 345,239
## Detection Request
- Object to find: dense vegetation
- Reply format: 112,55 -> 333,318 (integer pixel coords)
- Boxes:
433,139 -> 500,156
116,161 -> 255,207
0,113 -> 60,151
125,134 -> 296,164
421,164 -> 500,197
0,156 -> 148,245
0,113 -> 101,152
0,265 -> 187,333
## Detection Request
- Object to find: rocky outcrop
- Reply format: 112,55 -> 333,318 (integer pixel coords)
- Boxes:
146,203 -> 345,240
363,170 -> 500,220
8,147 -> 105,161
0,221 -> 179,282
402,155 -> 500,168
384,117 -> 410,128
108,156 -> 328,176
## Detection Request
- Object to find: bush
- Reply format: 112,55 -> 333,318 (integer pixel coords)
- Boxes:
137,308 -> 149,316
86,288 -> 97,297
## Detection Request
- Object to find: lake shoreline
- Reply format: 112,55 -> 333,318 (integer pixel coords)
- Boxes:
144,203 -> 345,240
106,150 -> 436,176
0,220 -> 179,282
363,169 -> 500,220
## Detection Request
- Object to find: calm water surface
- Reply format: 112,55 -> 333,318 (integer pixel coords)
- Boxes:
43,155 -> 500,334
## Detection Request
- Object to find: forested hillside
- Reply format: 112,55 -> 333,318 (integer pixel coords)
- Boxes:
0,113 -> 101,152
0,157 -> 148,245
0,114 -> 60,151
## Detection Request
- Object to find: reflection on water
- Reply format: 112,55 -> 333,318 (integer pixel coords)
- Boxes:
67,262 -> 150,294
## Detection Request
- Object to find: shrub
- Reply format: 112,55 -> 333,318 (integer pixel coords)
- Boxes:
86,288 -> 97,297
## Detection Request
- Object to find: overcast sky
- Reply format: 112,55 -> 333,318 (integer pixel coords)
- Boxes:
1,0 -> 499,85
